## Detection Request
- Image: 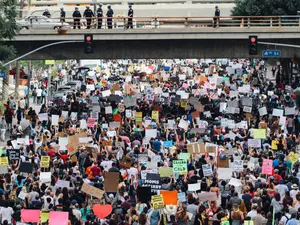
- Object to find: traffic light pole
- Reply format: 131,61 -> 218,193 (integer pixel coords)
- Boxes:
3,41 -> 83,67
258,41 -> 300,49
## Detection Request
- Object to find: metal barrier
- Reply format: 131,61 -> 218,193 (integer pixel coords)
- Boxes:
16,16 -> 300,30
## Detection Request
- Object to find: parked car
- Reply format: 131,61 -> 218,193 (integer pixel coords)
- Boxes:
65,81 -> 81,90
16,16 -> 70,29
57,85 -> 72,92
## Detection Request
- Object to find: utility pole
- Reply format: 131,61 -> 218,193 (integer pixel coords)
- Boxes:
27,60 -> 31,107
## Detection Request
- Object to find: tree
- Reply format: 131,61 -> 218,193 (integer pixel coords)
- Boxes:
0,0 -> 18,71
231,0 -> 300,16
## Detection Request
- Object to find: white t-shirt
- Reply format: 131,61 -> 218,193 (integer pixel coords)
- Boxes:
36,89 -> 42,97
0,206 -> 14,224
100,161 -> 113,171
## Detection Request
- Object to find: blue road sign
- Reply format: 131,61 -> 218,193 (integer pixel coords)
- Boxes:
262,50 -> 281,57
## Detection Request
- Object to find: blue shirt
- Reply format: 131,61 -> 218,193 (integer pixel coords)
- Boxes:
286,218 -> 299,225
152,141 -> 161,152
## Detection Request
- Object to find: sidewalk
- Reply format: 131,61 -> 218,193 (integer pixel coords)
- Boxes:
0,98 -> 40,145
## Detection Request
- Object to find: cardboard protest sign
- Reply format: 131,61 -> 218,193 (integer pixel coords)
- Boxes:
159,167 -> 172,177
51,115 -> 59,126
19,162 -> 34,173
206,145 -> 217,154
187,142 -> 205,155
217,157 -> 229,168
67,132 -> 88,155
172,160 -> 187,174
104,172 -> 119,192
262,159 -> 273,175
0,165 -> 8,174
137,186 -> 152,203
160,191 -> 178,205
152,195 -> 164,210
41,156 -> 50,168
217,168 -> 232,180
82,182 -> 104,199
202,164 -> 213,177
120,156 -> 133,169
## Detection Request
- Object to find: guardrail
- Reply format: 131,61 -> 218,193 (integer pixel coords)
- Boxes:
16,16 -> 300,30
23,0 -> 236,6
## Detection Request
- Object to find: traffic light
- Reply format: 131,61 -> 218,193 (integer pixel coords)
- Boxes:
84,34 -> 93,53
249,35 -> 258,55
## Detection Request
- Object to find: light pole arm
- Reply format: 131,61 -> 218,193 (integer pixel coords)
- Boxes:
3,40 -> 84,67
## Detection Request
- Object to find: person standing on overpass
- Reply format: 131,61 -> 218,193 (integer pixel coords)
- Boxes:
213,6 -> 220,28
97,4 -> 103,29
42,9 -> 51,18
106,5 -> 114,29
73,7 -> 82,29
83,6 -> 94,29
127,5 -> 134,29
60,7 -> 66,22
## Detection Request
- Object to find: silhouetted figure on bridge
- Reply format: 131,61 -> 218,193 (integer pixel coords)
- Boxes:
106,5 -> 114,29
73,7 -> 82,29
213,6 -> 220,28
97,5 -> 103,29
127,5 -> 134,29
84,6 -> 94,29
60,8 -> 66,22
42,9 -> 51,18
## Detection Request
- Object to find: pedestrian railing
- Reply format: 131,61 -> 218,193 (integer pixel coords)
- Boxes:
17,16 -> 300,30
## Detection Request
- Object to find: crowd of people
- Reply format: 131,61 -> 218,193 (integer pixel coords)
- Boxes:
0,58 -> 300,225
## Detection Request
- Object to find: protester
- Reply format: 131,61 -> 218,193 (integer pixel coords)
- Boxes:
0,59 -> 299,225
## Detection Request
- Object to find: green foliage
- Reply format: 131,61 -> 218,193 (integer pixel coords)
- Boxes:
0,0 -> 19,70
231,0 -> 300,16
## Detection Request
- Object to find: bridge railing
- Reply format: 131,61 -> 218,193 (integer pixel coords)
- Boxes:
16,16 -> 300,29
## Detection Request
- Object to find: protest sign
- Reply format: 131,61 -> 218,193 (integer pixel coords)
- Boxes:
159,167 -> 172,177
164,140 -> 173,148
285,107 -> 296,116
248,139 -> 261,148
262,159 -> 273,175
198,192 -> 218,201
172,160 -> 187,174
253,129 -> 266,139
0,165 -> 8,174
179,153 -> 190,161
142,173 -> 161,191
82,182 -> 104,199
21,210 -> 41,223
38,113 -> 48,121
259,107 -> 267,116
152,111 -> 159,122
49,211 -> 69,225
160,191 -> 178,205
217,168 -> 233,180
152,195 -> 164,210
188,183 -> 201,192
41,156 -> 50,168
40,172 -> 52,183
187,142 -> 205,154
104,172 -> 119,192
19,162 -> 33,173
178,192 -> 186,202
272,109 -> 284,117
178,119 -> 189,130
202,164 -> 213,177
233,160 -> 243,172
51,115 -> 59,126
7,149 -> 20,160
57,180 -> 70,188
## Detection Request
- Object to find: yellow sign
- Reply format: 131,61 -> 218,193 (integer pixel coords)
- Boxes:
253,129 -> 266,139
0,157 -> 8,166
271,140 -> 278,150
152,111 -> 159,122
40,212 -> 50,223
136,112 -> 143,126
288,152 -> 299,165
45,60 -> 55,65
41,156 -> 50,168
151,195 -> 164,210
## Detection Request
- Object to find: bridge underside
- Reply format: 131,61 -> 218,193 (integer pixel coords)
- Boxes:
12,39 -> 300,59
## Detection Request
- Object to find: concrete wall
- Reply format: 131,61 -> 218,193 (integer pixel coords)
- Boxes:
12,38 -> 300,59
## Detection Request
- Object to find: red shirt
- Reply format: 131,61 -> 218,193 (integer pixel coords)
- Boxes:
90,166 -> 101,177
59,154 -> 68,163
48,149 -> 56,158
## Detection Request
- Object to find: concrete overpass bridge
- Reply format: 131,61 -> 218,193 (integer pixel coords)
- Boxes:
9,16 -> 300,59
